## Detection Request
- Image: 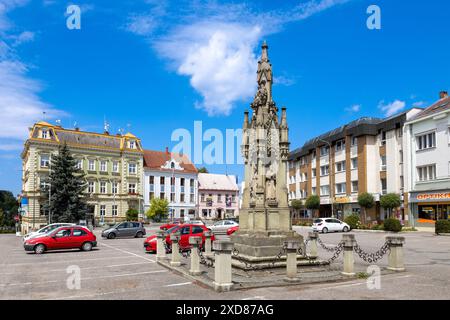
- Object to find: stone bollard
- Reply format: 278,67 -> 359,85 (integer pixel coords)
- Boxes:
189,236 -> 203,276
170,232 -> 181,267
341,234 -> 356,276
386,236 -> 406,272
156,230 -> 167,261
204,230 -> 213,256
284,240 -> 301,282
308,232 -> 318,259
213,240 -> 234,292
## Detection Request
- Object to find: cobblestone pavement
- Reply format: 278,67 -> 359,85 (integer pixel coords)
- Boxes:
0,226 -> 449,300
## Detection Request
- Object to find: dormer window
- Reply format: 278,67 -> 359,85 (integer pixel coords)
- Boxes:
171,162 -> 175,169
129,140 -> 136,149
42,129 -> 48,139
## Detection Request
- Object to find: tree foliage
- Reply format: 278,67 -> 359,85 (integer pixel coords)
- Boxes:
290,199 -> 303,210
305,195 -> 320,210
358,192 -> 375,209
380,193 -> 401,210
126,208 -> 139,221
0,190 -> 18,227
43,143 -> 87,223
146,198 -> 169,222
197,167 -> 209,173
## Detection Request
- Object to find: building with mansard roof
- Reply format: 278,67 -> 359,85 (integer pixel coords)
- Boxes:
20,121 -> 144,233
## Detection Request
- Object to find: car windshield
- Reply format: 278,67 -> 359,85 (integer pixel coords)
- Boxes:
313,219 -> 323,224
166,226 -> 180,234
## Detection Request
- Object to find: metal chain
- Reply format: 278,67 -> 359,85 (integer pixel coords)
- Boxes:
317,236 -> 341,252
232,248 -> 263,270
271,244 -> 287,267
353,240 -> 391,263
198,247 -> 214,268
327,241 -> 344,263
163,241 -> 171,253
179,246 -> 191,259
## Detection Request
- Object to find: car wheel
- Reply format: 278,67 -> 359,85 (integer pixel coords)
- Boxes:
34,244 -> 46,254
108,233 -> 116,239
136,231 -> 143,238
343,226 -> 349,232
322,227 -> 329,234
81,242 -> 93,251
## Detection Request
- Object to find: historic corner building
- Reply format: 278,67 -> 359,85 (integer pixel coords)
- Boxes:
142,149 -> 198,219
20,121 -> 144,233
404,91 -> 450,227
288,108 -> 423,224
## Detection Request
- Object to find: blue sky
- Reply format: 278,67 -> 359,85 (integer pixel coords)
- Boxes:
0,0 -> 449,195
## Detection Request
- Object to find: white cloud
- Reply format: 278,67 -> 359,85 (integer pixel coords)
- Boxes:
346,104 -> 361,112
0,142 -> 22,151
378,100 -> 406,117
412,101 -> 425,108
127,0 -> 351,116
274,75 -> 296,87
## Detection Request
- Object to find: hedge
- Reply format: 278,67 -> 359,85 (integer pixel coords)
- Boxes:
344,214 -> 360,230
383,218 -> 402,232
436,220 -> 450,234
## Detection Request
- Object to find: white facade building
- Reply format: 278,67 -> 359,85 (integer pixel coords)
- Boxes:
143,149 -> 198,219
404,91 -> 450,227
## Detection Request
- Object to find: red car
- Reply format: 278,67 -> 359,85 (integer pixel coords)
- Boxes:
23,226 -> 97,254
144,224 -> 214,253
159,221 -> 182,231
226,225 -> 239,235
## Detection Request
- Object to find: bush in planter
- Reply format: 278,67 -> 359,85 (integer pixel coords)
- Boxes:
436,220 -> 450,234
383,218 -> 402,232
344,214 -> 360,230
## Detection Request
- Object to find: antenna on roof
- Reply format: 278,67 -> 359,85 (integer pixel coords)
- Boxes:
42,111 -> 47,121
118,128 -> 124,135
103,117 -> 110,134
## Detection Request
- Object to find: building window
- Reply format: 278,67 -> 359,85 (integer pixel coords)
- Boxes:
232,194 -> 236,203
129,183 -> 136,194
160,192 -> 165,199
312,187 -> 317,195
88,159 -> 95,171
100,161 -> 107,172
180,178 -> 185,193
351,181 -> 358,193
417,165 -> 436,182
190,194 -> 195,203
312,169 -> 316,178
380,156 -> 387,171
336,161 -> 346,173
128,163 -> 137,174
170,192 -> 175,202
100,205 -> 106,216
416,132 -> 436,151
41,129 -> 48,139
217,194 -> 222,202
312,150 -> 317,161
304,173 -> 308,181
160,177 -> 165,191
351,136 -> 358,146
400,176 -> 404,190
112,161 -> 119,173
112,182 -> 118,194
381,131 -> 387,145
320,165 -> 329,176
129,140 -> 136,149
149,176 -> 154,192
320,146 -> 330,157
351,158 -> 358,170
170,177 -> 175,193
150,192 -> 154,200
201,193 -> 205,202
180,193 -> 185,202
88,181 -> 95,193
112,205 -> 118,216
399,151 -> 403,164
100,181 -> 107,194
335,183 -> 346,195
320,185 -> 330,196
76,159 -> 83,170
40,154 -> 50,168
335,140 -> 345,152
381,179 -> 387,195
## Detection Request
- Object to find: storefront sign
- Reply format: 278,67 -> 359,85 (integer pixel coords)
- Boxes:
410,191 -> 450,203
334,197 -> 351,204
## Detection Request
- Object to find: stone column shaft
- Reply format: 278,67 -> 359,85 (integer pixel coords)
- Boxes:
213,241 -> 234,292
387,236 -> 406,271
189,236 -> 202,276
156,230 -> 166,261
342,234 -> 356,276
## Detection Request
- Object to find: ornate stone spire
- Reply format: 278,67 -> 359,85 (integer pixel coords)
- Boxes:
257,41 -> 273,102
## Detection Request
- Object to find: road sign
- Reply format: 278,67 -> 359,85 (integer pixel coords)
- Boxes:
14,215 -> 20,222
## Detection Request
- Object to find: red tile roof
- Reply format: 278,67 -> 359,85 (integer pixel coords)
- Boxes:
143,149 -> 198,174
410,96 -> 450,121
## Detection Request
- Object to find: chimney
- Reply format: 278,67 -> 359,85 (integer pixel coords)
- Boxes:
75,127 -> 80,131
165,147 -> 169,154
440,91 -> 448,99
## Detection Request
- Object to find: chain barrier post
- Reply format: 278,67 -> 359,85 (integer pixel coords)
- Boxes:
189,236 -> 203,276
284,240 -> 301,282
386,236 -> 405,272
204,230 -> 213,257
342,234 -> 356,276
156,230 -> 167,262
308,232 -> 318,259
212,240 -> 234,292
170,232 -> 181,267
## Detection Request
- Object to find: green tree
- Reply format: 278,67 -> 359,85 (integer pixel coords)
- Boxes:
305,195 -> 320,218
43,143 -> 87,223
0,190 -> 19,227
380,193 -> 402,218
357,192 -> 375,224
290,199 -> 303,219
126,208 -> 139,221
197,167 -> 209,173
146,198 -> 169,222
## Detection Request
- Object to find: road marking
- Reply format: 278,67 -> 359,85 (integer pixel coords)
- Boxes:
0,270 -> 167,288
5,255 -> 135,267
164,281 -> 192,287
99,242 -> 156,263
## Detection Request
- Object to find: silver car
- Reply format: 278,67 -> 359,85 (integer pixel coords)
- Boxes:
101,221 -> 146,239
23,223 -> 75,242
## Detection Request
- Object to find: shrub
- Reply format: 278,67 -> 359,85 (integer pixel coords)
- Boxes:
383,218 -> 402,232
436,220 -> 450,234
371,224 -> 383,230
344,214 -> 360,230
126,208 -> 139,221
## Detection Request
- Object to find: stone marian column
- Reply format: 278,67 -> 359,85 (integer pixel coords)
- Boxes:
308,232 -> 318,259
342,234 -> 356,276
386,236 -> 406,272
213,240 -> 234,292
170,232 -> 181,267
189,236 -> 203,276
204,230 -> 213,256
284,240 -> 301,282
156,230 -> 167,261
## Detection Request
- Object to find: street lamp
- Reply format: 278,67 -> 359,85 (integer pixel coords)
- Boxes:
318,138 -> 335,218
